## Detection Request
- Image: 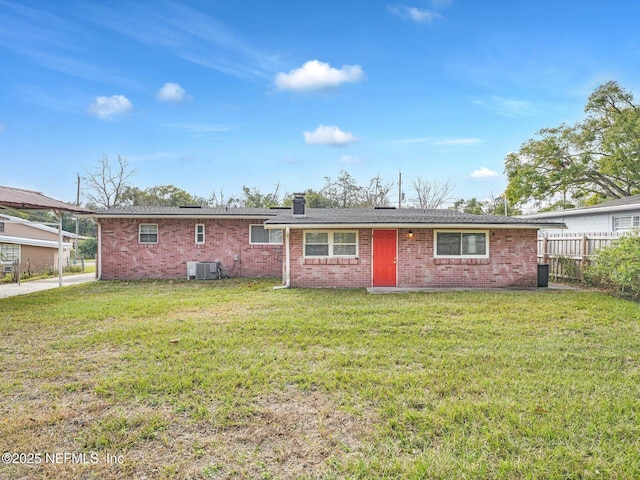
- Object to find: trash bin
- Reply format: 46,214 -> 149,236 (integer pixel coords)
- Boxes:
537,263 -> 549,287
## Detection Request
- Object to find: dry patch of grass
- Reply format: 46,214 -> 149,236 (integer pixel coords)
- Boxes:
1,279 -> 640,479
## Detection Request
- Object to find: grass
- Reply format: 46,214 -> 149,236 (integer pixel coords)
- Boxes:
1,279 -> 639,479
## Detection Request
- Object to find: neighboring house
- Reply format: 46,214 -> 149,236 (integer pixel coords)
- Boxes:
0,213 -> 78,275
91,195 -> 563,288
523,195 -> 640,235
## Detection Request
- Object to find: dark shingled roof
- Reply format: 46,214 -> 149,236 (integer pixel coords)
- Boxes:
265,208 -> 564,228
91,205 -> 563,228
0,185 -> 92,213
93,205 -> 276,217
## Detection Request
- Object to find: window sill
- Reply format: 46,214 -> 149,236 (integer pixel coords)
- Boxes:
434,257 -> 490,265
304,257 -> 359,265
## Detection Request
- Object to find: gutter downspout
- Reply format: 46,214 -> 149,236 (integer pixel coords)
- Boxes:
274,226 -> 290,289
97,221 -> 102,280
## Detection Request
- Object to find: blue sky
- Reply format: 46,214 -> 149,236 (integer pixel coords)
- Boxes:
2,0 -> 640,207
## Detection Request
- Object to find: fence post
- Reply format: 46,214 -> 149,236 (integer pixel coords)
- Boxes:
542,236 -> 549,265
580,235 -> 588,281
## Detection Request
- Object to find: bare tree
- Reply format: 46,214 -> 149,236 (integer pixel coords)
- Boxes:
82,155 -> 135,209
359,174 -> 394,207
410,177 -> 454,209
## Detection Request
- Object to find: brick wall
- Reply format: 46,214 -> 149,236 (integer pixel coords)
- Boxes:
288,228 -> 538,288
99,218 -> 282,280
288,229 -> 373,288
397,228 -> 538,288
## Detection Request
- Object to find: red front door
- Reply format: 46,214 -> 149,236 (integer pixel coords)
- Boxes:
373,229 -> 397,287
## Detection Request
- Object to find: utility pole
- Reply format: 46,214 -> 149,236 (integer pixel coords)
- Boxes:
75,173 -> 80,260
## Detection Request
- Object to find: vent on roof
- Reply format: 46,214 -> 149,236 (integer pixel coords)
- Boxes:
179,205 -> 202,209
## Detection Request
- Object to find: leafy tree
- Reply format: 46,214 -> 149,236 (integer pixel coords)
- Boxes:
321,170 -> 362,208
537,200 -> 577,213
451,198 -> 485,215
282,188 -> 333,208
240,183 -> 284,208
121,185 -> 201,206
410,177 -> 454,209
78,238 -> 97,259
505,81 -> 640,209
82,155 -> 135,208
450,196 -> 521,216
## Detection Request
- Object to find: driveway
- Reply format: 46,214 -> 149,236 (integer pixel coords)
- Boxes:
0,273 -> 96,299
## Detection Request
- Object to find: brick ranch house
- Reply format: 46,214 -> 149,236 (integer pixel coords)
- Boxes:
90,195 -> 564,288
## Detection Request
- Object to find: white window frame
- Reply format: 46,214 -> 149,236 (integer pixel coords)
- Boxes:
249,224 -> 283,245
613,215 -> 640,231
139,223 -> 158,244
0,243 -> 19,263
434,230 -> 489,259
195,224 -> 205,245
303,230 -> 358,258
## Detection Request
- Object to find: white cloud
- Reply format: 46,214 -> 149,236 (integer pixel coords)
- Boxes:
303,125 -> 359,147
275,60 -> 365,92
433,138 -> 482,146
470,167 -> 501,179
156,82 -> 192,102
388,5 -> 444,23
339,155 -> 362,164
88,95 -> 133,120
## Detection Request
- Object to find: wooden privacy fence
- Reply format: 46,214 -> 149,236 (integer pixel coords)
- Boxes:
537,232 -> 621,282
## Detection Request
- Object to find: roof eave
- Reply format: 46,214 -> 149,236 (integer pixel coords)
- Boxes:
88,213 -> 277,220
263,222 -> 564,230
523,202 -> 640,219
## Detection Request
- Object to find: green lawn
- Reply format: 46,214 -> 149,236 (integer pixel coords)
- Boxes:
1,279 -> 639,479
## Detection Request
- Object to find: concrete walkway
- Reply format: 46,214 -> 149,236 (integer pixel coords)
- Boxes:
367,282 -> 583,294
0,273 -> 96,299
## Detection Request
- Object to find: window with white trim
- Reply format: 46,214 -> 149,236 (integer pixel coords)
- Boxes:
195,224 -> 205,244
139,224 -> 158,244
613,215 -> 640,231
250,225 -> 283,244
304,230 -> 358,257
0,243 -> 19,262
434,230 -> 488,258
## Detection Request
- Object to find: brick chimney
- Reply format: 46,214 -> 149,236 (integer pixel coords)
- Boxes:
293,192 -> 306,217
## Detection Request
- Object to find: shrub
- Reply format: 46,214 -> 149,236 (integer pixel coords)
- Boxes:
78,238 -> 97,259
584,233 -> 640,300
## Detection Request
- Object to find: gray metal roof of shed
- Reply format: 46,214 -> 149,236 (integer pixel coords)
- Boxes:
0,185 -> 92,213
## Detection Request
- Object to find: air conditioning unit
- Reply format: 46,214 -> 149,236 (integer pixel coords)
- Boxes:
195,261 -> 221,280
2,265 -> 13,274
